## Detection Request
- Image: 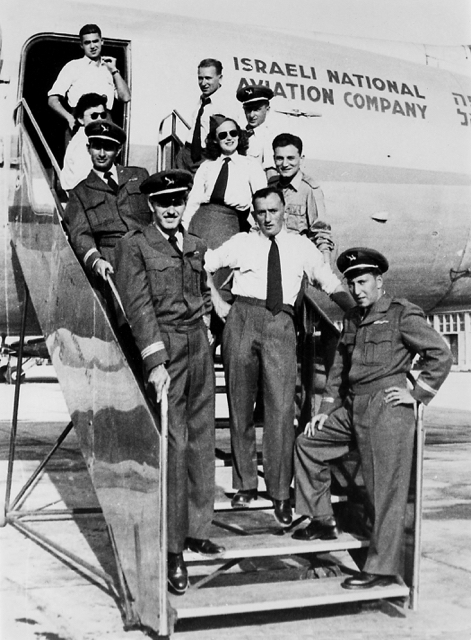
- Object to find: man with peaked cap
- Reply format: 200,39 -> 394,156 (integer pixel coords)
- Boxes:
115,170 -> 224,596
65,120 -> 151,281
293,247 -> 452,589
237,85 -> 277,177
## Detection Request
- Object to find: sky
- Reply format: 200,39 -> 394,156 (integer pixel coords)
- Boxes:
92,0 -> 471,45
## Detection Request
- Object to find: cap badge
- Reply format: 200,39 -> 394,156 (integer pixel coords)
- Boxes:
246,88 -> 253,95
164,176 -> 175,186
345,253 -> 357,263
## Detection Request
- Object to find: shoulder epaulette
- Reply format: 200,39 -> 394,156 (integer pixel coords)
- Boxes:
301,173 -> 322,189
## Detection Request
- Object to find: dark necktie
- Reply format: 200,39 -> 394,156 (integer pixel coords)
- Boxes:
210,157 -> 230,205
168,234 -> 182,257
246,126 -> 255,138
266,237 -> 283,316
104,171 -> 119,194
191,96 -> 211,162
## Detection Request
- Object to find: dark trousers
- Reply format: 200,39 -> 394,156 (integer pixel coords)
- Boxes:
295,389 -> 415,575
222,299 -> 297,501
161,325 -> 215,553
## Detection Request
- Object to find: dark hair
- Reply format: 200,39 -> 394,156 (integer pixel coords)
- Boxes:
252,186 -> 285,208
272,132 -> 303,155
205,117 -> 249,160
74,93 -> 107,119
198,58 -> 223,75
79,24 -> 102,39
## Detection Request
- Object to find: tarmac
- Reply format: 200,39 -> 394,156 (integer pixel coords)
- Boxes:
0,371 -> 470,640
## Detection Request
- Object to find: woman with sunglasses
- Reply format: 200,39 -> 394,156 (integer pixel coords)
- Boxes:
183,116 -> 266,303
61,92 -> 110,191
183,116 -> 266,251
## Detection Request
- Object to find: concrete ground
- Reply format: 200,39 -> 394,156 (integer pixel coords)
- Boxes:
0,372 -> 470,640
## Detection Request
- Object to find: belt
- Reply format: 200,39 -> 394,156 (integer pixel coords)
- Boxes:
98,236 -> 123,248
235,296 -> 295,317
159,318 -> 205,334
350,373 -> 407,396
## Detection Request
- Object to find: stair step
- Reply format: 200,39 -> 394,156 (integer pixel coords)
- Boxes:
184,530 -> 368,561
170,576 -> 409,618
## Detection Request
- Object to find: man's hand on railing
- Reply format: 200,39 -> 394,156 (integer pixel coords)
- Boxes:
149,364 -> 171,404
93,258 -> 114,280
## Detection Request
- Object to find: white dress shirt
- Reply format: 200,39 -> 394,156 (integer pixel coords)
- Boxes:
182,154 -> 267,227
246,121 -> 276,171
48,56 -> 117,109
60,128 -> 92,190
93,164 -> 119,184
185,86 -> 237,147
204,227 -> 341,306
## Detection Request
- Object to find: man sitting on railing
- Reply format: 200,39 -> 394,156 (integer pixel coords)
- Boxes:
293,247 -> 452,590
60,93 -> 109,191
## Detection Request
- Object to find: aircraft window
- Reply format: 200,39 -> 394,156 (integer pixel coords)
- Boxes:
18,33 -> 130,170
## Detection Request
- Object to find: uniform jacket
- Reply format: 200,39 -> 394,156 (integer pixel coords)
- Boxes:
320,294 -> 452,413
115,225 -> 212,372
269,170 -> 326,236
65,165 -> 151,271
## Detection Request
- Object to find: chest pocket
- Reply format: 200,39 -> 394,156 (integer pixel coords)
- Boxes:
285,204 -> 307,233
85,191 -> 115,229
363,326 -> 393,365
341,332 -> 356,356
145,255 -> 179,296
187,253 -> 204,296
124,181 -> 151,222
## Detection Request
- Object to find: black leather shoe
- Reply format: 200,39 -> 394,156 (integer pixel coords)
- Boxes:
273,499 -> 292,526
341,572 -> 397,590
292,519 -> 338,541
231,489 -> 258,508
167,552 -> 188,595
185,537 -> 225,557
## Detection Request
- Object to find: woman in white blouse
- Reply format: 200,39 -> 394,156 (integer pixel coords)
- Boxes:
183,116 -> 266,243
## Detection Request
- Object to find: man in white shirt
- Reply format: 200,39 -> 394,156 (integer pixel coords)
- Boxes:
204,186 -> 354,526
60,92 -> 108,191
237,85 -> 277,178
48,23 -> 130,132
176,58 -> 235,174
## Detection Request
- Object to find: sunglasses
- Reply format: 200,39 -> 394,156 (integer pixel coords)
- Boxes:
89,139 -> 119,151
150,193 -> 187,208
217,129 -> 239,141
89,111 -> 107,120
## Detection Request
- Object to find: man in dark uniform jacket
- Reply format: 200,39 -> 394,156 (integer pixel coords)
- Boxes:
293,248 -> 452,589
65,121 -> 151,281
114,170 -> 224,595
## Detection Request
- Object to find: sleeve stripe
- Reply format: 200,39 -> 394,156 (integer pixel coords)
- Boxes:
415,378 -> 438,396
84,248 -> 99,263
141,342 -> 165,360
323,397 -> 335,403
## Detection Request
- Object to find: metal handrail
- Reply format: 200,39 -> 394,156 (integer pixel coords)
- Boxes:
157,109 -> 191,171
16,98 -> 63,184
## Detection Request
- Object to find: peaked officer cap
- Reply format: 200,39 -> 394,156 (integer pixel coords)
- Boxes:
85,121 -> 126,145
140,170 -> 193,197
237,85 -> 274,104
337,247 -> 389,277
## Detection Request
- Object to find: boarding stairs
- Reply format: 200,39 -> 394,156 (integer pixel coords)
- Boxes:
2,102 -> 419,637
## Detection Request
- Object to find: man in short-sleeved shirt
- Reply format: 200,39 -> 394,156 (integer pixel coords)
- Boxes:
48,23 -> 130,132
